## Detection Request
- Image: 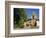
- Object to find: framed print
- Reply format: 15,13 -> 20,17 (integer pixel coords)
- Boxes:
5,1 -> 45,37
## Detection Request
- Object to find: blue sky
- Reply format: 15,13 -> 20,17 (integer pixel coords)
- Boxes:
24,8 -> 39,19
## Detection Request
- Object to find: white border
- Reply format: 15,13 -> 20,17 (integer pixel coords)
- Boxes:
10,5 -> 42,33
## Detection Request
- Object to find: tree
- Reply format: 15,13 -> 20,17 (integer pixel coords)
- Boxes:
14,8 -> 27,29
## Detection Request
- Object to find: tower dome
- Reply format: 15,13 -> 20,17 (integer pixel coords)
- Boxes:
31,11 -> 37,19
32,11 -> 35,17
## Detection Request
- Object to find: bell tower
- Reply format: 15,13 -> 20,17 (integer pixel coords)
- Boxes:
32,11 -> 36,19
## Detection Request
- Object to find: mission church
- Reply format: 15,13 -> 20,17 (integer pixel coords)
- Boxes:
23,11 -> 38,28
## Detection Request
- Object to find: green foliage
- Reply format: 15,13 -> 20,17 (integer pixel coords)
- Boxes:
14,8 -> 27,29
